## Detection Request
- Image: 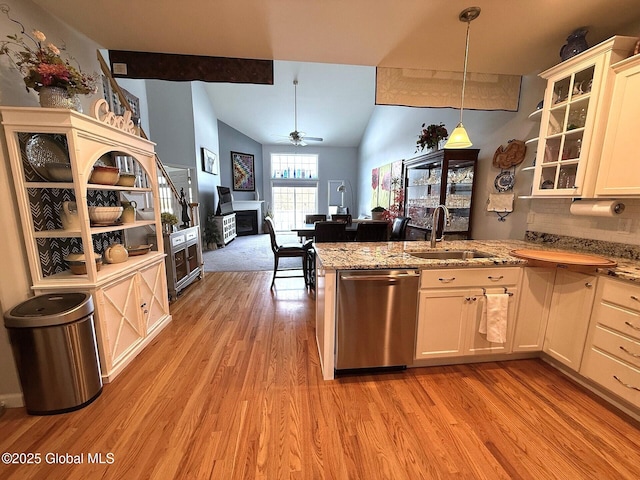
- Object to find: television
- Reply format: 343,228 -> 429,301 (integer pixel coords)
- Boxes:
216,186 -> 234,215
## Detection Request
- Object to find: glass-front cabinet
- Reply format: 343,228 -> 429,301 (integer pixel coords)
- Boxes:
532,36 -> 637,197
403,149 -> 479,241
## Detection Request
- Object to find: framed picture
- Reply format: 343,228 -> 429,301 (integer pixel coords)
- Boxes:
202,147 -> 218,175
231,151 -> 255,191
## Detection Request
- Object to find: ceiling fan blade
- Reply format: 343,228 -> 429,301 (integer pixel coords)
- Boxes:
304,136 -> 323,142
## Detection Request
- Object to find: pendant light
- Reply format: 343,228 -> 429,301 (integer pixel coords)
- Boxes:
444,6 -> 481,149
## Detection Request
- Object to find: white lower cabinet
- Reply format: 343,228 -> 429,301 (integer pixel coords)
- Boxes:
93,258 -> 171,381
581,277 -> 640,408
542,269 -> 597,370
513,267 -> 556,352
415,268 -> 520,360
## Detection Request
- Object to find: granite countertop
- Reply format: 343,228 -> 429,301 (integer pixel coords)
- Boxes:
313,239 -> 640,283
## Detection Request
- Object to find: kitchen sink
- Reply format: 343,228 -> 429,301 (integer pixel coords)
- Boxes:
408,250 -> 494,260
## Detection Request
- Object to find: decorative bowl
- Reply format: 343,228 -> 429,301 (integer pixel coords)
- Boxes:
44,162 -> 73,182
126,244 -> 153,256
116,173 -> 136,187
64,252 -> 103,275
88,206 -> 123,224
89,165 -> 120,185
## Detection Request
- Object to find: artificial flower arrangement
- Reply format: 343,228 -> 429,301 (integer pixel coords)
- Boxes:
0,8 -> 97,95
416,123 -> 448,152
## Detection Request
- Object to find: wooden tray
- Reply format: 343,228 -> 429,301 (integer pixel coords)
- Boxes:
510,249 -> 617,269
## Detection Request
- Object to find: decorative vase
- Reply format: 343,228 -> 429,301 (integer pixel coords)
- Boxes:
38,86 -> 83,112
560,28 -> 589,61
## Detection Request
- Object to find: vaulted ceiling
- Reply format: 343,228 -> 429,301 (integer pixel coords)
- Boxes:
34,0 -> 640,147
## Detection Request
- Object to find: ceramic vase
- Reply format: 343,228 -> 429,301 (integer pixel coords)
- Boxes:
560,29 -> 589,61
38,86 -> 83,112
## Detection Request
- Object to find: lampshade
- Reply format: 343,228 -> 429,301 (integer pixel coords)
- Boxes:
445,123 -> 473,149
444,6 -> 480,149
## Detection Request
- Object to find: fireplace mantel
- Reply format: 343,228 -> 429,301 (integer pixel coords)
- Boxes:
232,200 -> 265,234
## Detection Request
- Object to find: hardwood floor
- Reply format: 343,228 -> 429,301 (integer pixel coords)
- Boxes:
1,271 -> 640,479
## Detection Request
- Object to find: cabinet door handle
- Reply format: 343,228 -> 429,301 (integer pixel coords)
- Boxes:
625,321 -> 640,331
631,295 -> 639,302
487,275 -> 504,281
619,346 -> 640,358
613,375 -> 640,392
585,282 -> 593,288
438,277 -> 456,283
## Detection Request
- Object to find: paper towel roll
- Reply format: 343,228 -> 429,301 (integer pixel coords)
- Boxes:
569,200 -> 625,217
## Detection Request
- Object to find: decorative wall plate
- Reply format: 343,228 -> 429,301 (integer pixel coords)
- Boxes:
494,171 -> 515,192
25,134 -> 70,181
492,139 -> 526,169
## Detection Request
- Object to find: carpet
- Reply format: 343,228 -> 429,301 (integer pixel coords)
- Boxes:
202,233 -> 305,272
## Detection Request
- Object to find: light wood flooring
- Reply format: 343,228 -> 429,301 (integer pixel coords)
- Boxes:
1,271 -> 640,479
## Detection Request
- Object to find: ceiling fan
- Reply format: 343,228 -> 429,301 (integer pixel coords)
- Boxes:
285,80 -> 323,146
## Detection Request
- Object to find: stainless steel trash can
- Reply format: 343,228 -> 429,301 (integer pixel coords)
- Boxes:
4,292 -> 102,415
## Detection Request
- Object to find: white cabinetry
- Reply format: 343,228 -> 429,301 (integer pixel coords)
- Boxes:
543,269 -> 597,370
215,213 -> 237,246
581,277 -> 640,409
513,267 -> 556,352
595,54 -> 640,196
415,268 -> 520,360
1,107 -> 171,382
532,36 -> 637,197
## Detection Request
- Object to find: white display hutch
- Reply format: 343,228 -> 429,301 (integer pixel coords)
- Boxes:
531,36 -> 637,197
1,106 -> 172,383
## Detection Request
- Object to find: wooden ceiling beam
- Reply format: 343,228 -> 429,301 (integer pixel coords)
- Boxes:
108,50 -> 273,85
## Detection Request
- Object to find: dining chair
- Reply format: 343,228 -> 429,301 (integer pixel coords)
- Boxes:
389,216 -> 411,241
314,221 -> 348,243
330,214 -> 352,225
355,222 -> 389,242
305,214 -> 327,224
264,217 -> 311,288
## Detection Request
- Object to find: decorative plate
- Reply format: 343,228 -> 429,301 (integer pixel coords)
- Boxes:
25,134 -> 70,181
494,171 -> 515,192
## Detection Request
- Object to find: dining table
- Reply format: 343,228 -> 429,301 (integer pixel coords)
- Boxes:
291,219 -> 388,241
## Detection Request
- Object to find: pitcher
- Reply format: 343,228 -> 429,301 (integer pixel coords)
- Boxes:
61,201 -> 81,230
120,200 -> 137,224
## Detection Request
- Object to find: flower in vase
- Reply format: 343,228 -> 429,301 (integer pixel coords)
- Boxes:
416,123 -> 448,152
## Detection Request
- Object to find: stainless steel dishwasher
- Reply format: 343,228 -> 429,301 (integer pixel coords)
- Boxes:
336,269 -> 420,371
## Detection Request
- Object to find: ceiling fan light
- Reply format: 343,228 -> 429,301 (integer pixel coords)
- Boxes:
444,123 -> 473,149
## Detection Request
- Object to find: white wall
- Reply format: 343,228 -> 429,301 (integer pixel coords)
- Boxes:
262,144 -> 359,217
0,0 -> 105,406
358,73 -> 547,240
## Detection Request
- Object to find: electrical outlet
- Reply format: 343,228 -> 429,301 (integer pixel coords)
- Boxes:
617,218 -> 632,234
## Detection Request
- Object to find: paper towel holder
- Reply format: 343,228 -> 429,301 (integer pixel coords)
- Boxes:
570,199 -> 625,215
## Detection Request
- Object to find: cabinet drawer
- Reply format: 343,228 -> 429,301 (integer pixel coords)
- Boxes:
420,267 -> 520,289
582,348 -> 640,409
186,229 -> 198,241
171,234 -> 186,247
592,325 -> 640,370
600,278 -> 640,312
593,301 -> 640,342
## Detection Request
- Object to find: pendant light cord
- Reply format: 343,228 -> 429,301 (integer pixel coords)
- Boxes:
460,19 -> 471,125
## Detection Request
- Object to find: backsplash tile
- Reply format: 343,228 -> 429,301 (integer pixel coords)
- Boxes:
526,198 -> 640,246
525,231 -> 640,260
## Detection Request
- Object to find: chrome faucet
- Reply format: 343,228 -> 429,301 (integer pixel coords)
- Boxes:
430,205 -> 451,248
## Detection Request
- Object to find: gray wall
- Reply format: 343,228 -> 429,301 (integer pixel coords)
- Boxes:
262,144 -> 359,217
358,74 -> 546,240
218,121 -> 263,202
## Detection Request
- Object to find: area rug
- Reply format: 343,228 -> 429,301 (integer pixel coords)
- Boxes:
202,233 -> 304,272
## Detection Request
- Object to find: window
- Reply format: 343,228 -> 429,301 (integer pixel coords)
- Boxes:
270,154 -> 319,231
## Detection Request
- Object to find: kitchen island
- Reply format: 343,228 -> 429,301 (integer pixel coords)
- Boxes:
314,238 -> 640,420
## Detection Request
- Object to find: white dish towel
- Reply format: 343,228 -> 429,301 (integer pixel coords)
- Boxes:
479,293 -> 508,343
